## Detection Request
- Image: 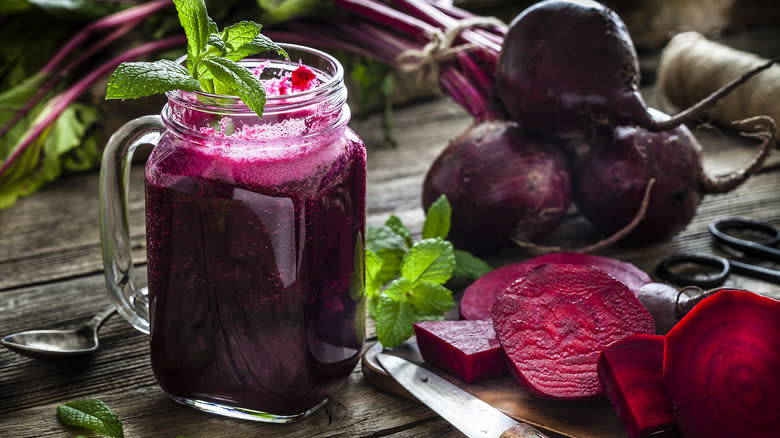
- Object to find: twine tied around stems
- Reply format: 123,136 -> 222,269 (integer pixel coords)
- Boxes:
396,16 -> 505,82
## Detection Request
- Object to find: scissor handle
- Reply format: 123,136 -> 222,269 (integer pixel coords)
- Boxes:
656,254 -> 730,288
709,217 -> 780,262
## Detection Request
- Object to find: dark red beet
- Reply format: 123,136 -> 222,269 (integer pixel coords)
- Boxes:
414,319 -> 507,383
598,334 -> 677,438
422,120 -> 570,252
491,264 -> 655,400
496,0 -> 651,138
664,290 -> 780,438
460,252 -> 652,320
573,109 -> 774,245
636,282 -> 717,335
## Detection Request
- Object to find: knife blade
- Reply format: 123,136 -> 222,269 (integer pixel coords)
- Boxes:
376,353 -> 548,438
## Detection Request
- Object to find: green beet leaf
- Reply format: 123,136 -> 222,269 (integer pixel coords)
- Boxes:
57,398 -> 124,438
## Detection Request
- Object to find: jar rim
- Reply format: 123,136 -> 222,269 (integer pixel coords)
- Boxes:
165,43 -> 345,116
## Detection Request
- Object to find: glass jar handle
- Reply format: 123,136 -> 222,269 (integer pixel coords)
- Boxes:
99,115 -> 163,335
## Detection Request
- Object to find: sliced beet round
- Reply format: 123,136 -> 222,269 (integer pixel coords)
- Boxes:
414,319 -> 507,383
598,334 -> 677,438
460,252 -> 652,320
664,289 -> 780,438
491,264 -> 655,400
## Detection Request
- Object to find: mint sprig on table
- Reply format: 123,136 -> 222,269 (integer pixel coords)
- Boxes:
105,0 -> 287,118
57,398 -> 124,438
366,195 -> 491,348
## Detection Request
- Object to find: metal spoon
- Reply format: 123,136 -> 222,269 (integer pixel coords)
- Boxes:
1,305 -> 116,358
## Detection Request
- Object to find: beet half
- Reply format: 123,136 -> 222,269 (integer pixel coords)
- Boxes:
598,334 -> 677,438
664,290 -> 780,438
413,319 -> 507,383
573,110 -> 775,245
491,264 -> 655,400
460,252 -> 652,320
422,120 -> 571,252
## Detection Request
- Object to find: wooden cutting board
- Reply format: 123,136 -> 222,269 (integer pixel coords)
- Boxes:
361,338 -> 636,438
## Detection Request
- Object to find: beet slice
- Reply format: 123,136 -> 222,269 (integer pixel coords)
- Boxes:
598,334 -> 677,438
414,319 -> 507,383
664,289 -> 780,438
492,264 -> 655,399
460,263 -> 537,320
460,252 -> 652,320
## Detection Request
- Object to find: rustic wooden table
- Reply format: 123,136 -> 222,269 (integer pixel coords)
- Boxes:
1,65 -> 779,437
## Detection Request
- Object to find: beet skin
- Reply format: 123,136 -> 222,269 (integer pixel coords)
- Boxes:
496,0 -> 651,138
491,264 -> 655,400
422,120 -> 570,252
573,111 -> 703,245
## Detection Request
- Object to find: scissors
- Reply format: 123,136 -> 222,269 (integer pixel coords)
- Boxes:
656,217 -> 780,288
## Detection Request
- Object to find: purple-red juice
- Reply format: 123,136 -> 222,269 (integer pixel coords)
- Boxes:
144,96 -> 366,415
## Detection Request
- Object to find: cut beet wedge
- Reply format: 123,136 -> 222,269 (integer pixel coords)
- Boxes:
598,334 -> 677,438
492,264 -> 655,400
414,319 -> 507,383
664,289 -> 780,438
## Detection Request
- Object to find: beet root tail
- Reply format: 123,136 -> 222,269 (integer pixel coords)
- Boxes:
511,179 -> 655,254
701,115 -> 776,194
649,56 -> 780,132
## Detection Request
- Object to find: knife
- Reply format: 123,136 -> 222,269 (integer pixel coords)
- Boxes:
376,353 -> 549,438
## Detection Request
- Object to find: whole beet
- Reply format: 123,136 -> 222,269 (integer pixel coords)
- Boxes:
496,0 -> 650,138
496,0 -> 778,139
422,120 -> 570,252
573,110 -> 775,245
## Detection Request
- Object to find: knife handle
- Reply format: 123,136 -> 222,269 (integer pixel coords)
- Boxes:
500,423 -> 549,438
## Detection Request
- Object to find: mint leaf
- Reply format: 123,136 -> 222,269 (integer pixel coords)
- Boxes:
408,281 -> 455,315
220,21 -> 288,62
105,60 -> 200,99
366,225 -> 406,288
208,33 -> 227,55
401,238 -> 455,285
203,57 -> 267,116
453,249 -> 492,280
385,215 -> 412,248
422,195 -> 451,240
375,296 -> 415,348
57,399 -> 124,438
382,277 -> 413,302
365,249 -> 383,299
173,0 -> 209,73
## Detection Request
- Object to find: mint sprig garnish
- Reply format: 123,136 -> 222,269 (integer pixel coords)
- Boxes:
366,195 -> 491,347
105,0 -> 287,118
57,398 -> 124,438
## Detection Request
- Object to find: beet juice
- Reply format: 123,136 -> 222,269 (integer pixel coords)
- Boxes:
141,47 -> 365,422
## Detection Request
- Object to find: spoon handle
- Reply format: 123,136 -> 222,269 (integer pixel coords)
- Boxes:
86,305 -> 117,332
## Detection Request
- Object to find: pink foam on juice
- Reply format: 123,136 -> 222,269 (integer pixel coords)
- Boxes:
144,60 -> 365,417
